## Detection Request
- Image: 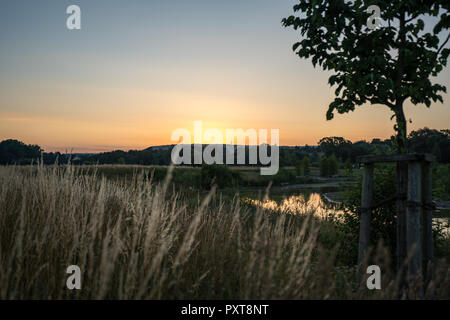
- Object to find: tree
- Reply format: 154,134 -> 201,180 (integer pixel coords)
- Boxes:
318,136 -> 352,160
319,157 -> 329,177
345,158 -> 353,171
328,154 -> 339,176
283,1 -> 450,153
303,156 -> 311,175
431,142 -> 442,162
295,158 -> 304,175
295,156 -> 312,176
349,140 -> 372,162
0,139 -> 42,165
201,164 -> 236,189
408,127 -> 450,162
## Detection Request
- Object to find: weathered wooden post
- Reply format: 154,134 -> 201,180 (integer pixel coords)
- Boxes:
406,160 -> 422,279
357,163 -> 373,286
396,161 -> 408,272
421,161 -> 433,281
356,154 -> 434,295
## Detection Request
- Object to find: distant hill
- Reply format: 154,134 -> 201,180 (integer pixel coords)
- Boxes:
144,145 -> 173,151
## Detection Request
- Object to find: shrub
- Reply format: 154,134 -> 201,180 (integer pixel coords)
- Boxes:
201,164 -> 240,189
303,156 -> 311,176
320,155 -> 338,177
273,168 -> 296,185
328,154 -> 338,176
320,157 -> 329,177
334,164 -> 449,266
334,164 -> 397,265
433,164 -> 450,200
295,159 -> 304,176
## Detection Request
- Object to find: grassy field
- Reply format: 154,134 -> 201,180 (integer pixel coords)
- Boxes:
0,164 -> 448,299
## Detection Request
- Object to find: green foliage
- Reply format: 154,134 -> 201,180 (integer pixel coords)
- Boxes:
0,139 -> 42,165
4,126 -> 449,168
320,155 -> 338,177
273,168 -> 297,185
303,156 -> 311,175
319,137 -> 352,159
149,167 -> 169,182
90,148 -> 172,166
295,159 -> 304,176
328,154 -> 338,176
432,164 -> 450,200
318,136 -> 392,162
283,1 -> 450,152
201,164 -> 241,189
335,165 -> 398,265
334,163 -> 449,265
344,159 -> 353,171
319,157 -> 329,177
408,128 -> 450,163
172,169 -> 202,188
295,156 -> 311,176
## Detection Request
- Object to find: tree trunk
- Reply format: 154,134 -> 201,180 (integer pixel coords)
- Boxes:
394,101 -> 409,296
394,13 -> 410,295
394,103 -> 408,154
394,12 -> 407,155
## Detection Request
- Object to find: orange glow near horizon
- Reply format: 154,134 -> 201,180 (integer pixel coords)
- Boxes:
1,77 -> 449,153
2,100 -> 449,154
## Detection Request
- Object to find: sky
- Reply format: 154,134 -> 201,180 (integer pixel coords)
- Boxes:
0,0 -> 449,153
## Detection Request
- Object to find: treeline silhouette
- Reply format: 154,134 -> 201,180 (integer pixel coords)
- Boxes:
0,140 -> 42,165
1,128 -> 449,166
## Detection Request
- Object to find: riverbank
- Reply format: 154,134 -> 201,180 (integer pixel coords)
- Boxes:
323,191 -> 450,212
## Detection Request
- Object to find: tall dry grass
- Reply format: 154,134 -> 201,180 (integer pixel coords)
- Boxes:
0,164 -> 448,299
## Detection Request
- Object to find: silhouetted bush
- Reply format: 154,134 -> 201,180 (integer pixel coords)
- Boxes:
201,164 -> 241,189
0,140 -> 41,165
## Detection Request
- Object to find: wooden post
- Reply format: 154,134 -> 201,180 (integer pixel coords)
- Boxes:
406,161 -> 422,279
396,162 -> 408,271
358,163 -> 373,286
421,161 -> 433,281
355,153 -> 435,293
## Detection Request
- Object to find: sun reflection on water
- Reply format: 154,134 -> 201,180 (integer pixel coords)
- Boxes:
243,193 -> 344,220
244,192 -> 449,235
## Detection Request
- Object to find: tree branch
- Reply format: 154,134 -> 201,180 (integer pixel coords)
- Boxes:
405,13 -> 420,24
368,98 -> 395,109
394,13 -> 406,108
437,33 -> 450,57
